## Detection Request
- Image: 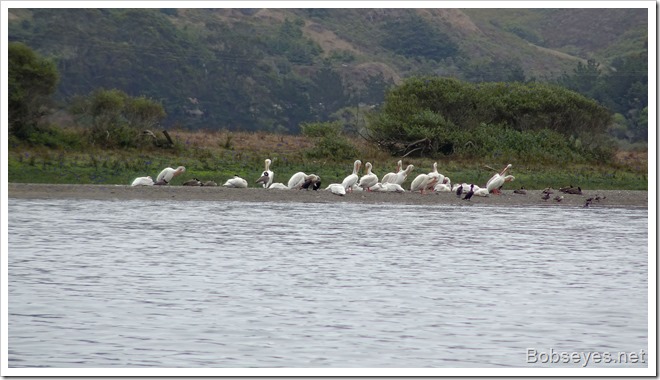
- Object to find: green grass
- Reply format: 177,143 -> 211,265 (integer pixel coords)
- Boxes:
7,129 -> 648,190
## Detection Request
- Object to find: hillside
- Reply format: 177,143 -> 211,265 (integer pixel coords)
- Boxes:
7,7 -> 648,134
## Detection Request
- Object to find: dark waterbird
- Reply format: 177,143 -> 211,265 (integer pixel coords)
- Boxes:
456,184 -> 464,198
463,184 -> 474,201
560,185 -> 582,195
513,187 -> 527,195
183,178 -> 202,186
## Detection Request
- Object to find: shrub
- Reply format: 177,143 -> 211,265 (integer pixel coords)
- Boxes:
300,121 -> 358,160
367,76 -> 614,163
70,88 -> 166,148
8,42 -> 59,140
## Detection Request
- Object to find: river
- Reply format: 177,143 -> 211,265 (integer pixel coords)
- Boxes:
7,198 -> 648,369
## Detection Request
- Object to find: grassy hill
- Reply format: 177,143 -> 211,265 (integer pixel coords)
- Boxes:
7,7 -> 648,133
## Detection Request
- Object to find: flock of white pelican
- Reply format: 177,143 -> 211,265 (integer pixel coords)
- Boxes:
130,158 -> 516,199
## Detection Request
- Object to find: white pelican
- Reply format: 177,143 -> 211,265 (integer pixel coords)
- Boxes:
486,164 -> 513,194
341,160 -> 362,192
325,183 -> 346,196
486,174 -> 515,194
223,175 -> 248,188
381,160 -> 402,184
358,162 -> 378,191
410,174 -> 438,194
370,182 -> 386,192
372,182 -> 405,193
350,184 -> 364,192
131,176 -> 154,186
473,187 -> 489,197
434,182 -> 452,192
156,166 -> 186,184
266,182 -> 289,190
427,162 -> 445,189
287,172 -> 308,189
256,158 -> 274,188
393,164 -> 415,186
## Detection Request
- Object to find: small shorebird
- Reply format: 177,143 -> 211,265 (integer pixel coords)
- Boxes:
183,178 -> 202,186
513,187 -> 527,195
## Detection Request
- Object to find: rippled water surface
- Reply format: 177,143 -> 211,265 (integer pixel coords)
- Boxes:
8,199 -> 648,368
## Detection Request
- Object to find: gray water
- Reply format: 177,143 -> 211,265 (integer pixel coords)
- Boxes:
8,199 -> 648,368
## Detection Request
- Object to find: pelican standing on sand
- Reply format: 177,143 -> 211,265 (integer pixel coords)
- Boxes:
223,175 -> 248,188
342,160 -> 362,192
427,162 -> 445,183
256,158 -> 274,188
155,166 -> 186,185
486,164 -> 514,194
394,164 -> 415,186
410,174 -> 438,194
131,176 -> 154,186
358,162 -> 378,191
381,160 -> 402,184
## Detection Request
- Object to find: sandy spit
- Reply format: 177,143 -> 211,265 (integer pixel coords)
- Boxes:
7,183 -> 648,209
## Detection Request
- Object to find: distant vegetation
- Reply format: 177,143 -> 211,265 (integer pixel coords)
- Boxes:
7,8 -> 648,142
8,42 -> 59,140
7,8 -> 648,190
366,77 -> 614,163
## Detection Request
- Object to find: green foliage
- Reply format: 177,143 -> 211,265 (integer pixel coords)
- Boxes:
8,42 -> 59,139
7,9 -> 646,137
301,121 -> 343,138
263,18 -> 322,65
70,88 -> 166,148
125,96 -> 167,129
301,121 -> 358,160
367,76 -> 614,163
381,13 -> 458,61
26,125 -> 83,150
461,59 -> 527,83
557,55 -> 648,141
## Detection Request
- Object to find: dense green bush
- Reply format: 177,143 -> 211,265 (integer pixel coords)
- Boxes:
301,121 -> 358,160
8,42 -> 59,140
367,76 -> 614,163
70,88 -> 166,148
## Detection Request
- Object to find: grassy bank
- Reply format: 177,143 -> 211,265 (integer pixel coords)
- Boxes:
7,129 -> 648,190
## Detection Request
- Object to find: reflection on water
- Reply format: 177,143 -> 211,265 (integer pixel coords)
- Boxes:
8,199 -> 648,368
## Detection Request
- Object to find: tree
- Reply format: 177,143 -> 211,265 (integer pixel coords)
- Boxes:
367,76 -> 612,157
70,88 -> 166,148
8,42 -> 59,139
